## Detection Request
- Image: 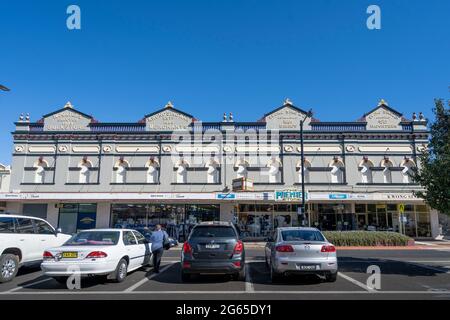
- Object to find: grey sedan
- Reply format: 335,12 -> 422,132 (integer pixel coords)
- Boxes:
265,227 -> 338,283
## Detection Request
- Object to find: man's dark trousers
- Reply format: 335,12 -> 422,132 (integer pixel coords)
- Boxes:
152,248 -> 164,272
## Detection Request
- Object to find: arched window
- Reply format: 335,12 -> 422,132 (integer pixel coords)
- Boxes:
381,158 -> 393,183
296,159 -> 311,183
79,158 -> 92,184
146,158 -> 160,184
359,158 -> 374,184
329,158 -> 344,184
267,158 -> 282,183
114,158 -> 129,184
34,158 -> 48,184
205,158 -> 220,183
235,158 -> 249,179
400,158 -> 416,183
175,158 -> 189,183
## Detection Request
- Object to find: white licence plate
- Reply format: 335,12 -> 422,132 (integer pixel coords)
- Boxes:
297,264 -> 318,271
205,244 -> 220,249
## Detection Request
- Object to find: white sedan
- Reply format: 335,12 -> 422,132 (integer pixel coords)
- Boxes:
41,229 -> 152,283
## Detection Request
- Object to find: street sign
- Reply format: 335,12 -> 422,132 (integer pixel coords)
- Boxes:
398,203 -> 405,213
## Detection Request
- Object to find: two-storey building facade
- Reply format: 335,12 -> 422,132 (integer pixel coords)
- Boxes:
1,99 -> 438,240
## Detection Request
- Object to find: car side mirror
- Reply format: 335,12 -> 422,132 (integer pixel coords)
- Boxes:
56,228 -> 62,234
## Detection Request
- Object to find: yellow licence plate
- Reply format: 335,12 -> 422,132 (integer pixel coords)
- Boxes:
62,252 -> 78,258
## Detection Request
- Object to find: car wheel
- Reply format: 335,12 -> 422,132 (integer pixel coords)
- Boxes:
325,272 -> 337,282
236,265 -> 246,281
53,276 -> 69,284
114,259 -> 128,283
181,272 -> 191,282
270,265 -> 282,283
0,254 -> 19,283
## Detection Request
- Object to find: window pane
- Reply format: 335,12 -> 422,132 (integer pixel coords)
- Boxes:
355,204 -> 366,213
15,218 -> 35,234
0,217 -> 15,233
34,220 -> 54,234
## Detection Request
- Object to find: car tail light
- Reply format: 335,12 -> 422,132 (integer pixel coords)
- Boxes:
86,251 -> 108,258
43,251 -> 54,260
182,261 -> 191,269
321,245 -> 336,253
183,242 -> 193,254
233,240 -> 244,254
275,245 -> 294,252
233,261 -> 241,267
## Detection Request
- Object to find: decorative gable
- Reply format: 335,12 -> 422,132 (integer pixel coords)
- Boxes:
144,102 -> 193,131
43,102 -> 92,131
364,100 -> 402,131
263,99 -> 311,130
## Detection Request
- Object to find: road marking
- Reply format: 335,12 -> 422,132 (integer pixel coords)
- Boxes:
245,264 -> 254,293
6,278 -> 53,293
337,272 -> 376,292
123,263 -> 174,292
2,290 -> 450,295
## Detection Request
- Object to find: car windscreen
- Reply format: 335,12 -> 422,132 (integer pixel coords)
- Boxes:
64,231 -> 120,246
281,230 -> 325,242
190,226 -> 236,238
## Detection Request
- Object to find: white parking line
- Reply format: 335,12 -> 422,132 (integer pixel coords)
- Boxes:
123,263 -> 174,292
6,278 -> 53,293
337,272 -> 376,292
245,264 -> 254,293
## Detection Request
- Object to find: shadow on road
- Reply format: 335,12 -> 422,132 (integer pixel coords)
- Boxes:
338,257 -> 448,277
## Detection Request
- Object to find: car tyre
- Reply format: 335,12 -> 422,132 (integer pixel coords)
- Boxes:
181,272 -> 191,282
53,276 -> 69,284
0,254 -> 19,283
235,265 -> 246,281
113,258 -> 128,283
325,272 -> 337,282
270,265 -> 282,283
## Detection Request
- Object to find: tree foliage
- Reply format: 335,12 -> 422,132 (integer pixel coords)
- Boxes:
414,99 -> 450,215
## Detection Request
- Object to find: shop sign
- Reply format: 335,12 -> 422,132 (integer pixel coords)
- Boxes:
328,194 -> 348,200
232,178 -> 254,191
216,193 -> 236,200
274,190 -> 307,202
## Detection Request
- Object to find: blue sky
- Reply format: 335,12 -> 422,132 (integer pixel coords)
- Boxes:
0,0 -> 449,164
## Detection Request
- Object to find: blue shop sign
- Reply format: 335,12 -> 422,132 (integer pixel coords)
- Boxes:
328,194 -> 348,200
216,193 -> 236,200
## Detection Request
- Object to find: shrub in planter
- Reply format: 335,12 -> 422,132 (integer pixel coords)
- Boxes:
322,231 -> 413,246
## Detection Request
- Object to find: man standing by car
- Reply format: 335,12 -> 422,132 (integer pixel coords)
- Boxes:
150,224 -> 169,273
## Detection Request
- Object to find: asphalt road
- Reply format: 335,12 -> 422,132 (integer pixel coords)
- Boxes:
1,247 -> 450,300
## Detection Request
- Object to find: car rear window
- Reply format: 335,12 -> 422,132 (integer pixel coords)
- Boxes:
281,230 -> 325,242
190,226 -> 236,238
64,231 -> 120,246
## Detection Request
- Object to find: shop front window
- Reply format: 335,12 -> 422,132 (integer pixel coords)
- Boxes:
58,203 -> 97,234
237,203 -> 299,240
416,205 -> 431,237
110,204 -> 219,242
